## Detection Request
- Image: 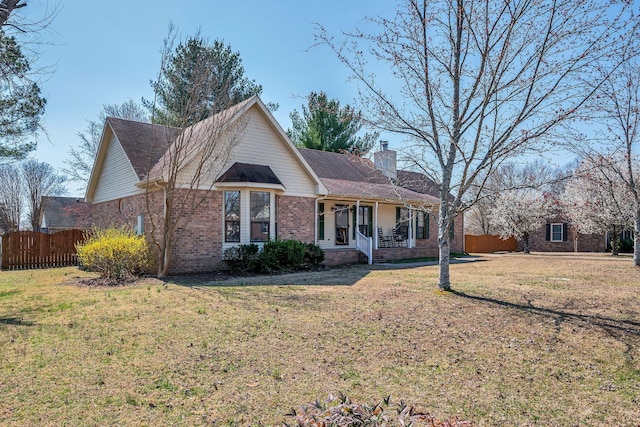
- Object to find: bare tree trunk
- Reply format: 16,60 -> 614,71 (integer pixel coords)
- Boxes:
438,199 -> 451,291
523,233 -> 530,254
635,214 -> 640,266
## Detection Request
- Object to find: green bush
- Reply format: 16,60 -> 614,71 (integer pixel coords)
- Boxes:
618,238 -> 634,253
222,243 -> 259,274
303,243 -> 325,266
223,240 -> 325,274
258,239 -> 306,273
76,226 -> 151,280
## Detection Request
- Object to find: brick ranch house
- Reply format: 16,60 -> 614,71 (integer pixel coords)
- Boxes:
85,96 -> 463,274
521,220 -> 607,253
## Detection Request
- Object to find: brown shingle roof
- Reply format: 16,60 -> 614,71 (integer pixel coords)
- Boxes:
106,117 -> 181,180
298,148 -> 438,204
396,170 -> 441,198
321,178 -> 438,203
298,148 -> 388,183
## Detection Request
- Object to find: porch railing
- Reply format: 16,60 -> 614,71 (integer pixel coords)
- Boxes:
355,230 -> 373,265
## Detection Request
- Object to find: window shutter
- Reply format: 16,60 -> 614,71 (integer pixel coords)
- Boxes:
396,207 -> 401,228
563,223 -> 569,241
368,209 -> 373,238
318,203 -> 324,240
545,224 -> 550,241
449,218 -> 455,239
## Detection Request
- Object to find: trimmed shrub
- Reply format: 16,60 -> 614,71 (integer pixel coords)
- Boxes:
303,243 -> 325,266
223,240 -> 325,274
76,226 -> 151,281
258,239 -> 306,273
222,243 -> 259,274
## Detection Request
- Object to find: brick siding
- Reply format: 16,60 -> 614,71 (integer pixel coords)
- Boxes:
92,190 -> 467,272
92,189 -> 224,274
276,195 -> 315,242
524,223 -> 606,252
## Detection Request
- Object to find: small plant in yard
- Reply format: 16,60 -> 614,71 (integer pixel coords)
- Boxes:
285,394 -> 472,426
76,226 -> 151,281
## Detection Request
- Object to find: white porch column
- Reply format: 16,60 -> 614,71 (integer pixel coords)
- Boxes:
374,201 -> 379,249
355,200 -> 360,240
408,208 -> 413,249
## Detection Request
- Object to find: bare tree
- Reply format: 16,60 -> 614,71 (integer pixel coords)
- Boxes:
0,163 -> 23,232
316,0 -> 638,290
64,99 -> 148,187
21,159 -> 66,231
143,27 -> 247,277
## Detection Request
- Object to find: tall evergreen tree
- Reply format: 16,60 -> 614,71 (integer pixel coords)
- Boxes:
0,29 -> 45,160
145,32 -> 262,127
287,91 -> 378,156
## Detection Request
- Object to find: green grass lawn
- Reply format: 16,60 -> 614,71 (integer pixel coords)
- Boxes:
1,254 -> 639,426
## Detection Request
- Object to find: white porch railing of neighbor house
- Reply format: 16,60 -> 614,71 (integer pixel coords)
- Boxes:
355,230 -> 373,265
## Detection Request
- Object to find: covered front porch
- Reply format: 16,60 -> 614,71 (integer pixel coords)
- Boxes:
315,198 -> 436,265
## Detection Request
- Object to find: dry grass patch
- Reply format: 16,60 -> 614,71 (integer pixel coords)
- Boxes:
0,254 -> 639,426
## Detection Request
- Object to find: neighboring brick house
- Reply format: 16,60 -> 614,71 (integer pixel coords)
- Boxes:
521,220 -> 607,252
39,196 -> 92,233
85,96 -> 462,274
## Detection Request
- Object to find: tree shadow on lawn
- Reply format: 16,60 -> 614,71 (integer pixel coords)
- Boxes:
450,290 -> 640,340
0,317 -> 34,326
165,260 -> 487,288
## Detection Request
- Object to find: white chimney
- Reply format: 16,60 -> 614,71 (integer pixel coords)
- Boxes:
374,140 -> 397,180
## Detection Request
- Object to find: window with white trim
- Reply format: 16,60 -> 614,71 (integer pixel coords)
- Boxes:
224,191 -> 240,242
250,191 -> 270,242
551,223 -> 563,242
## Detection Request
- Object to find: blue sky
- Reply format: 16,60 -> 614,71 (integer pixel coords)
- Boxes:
25,0 -> 398,196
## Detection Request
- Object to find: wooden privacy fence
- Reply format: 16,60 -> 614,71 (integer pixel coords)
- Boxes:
465,234 -> 518,253
1,229 -> 86,270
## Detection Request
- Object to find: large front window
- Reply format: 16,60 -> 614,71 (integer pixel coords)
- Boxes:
225,191 -> 240,242
250,191 -> 270,242
335,205 -> 349,245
